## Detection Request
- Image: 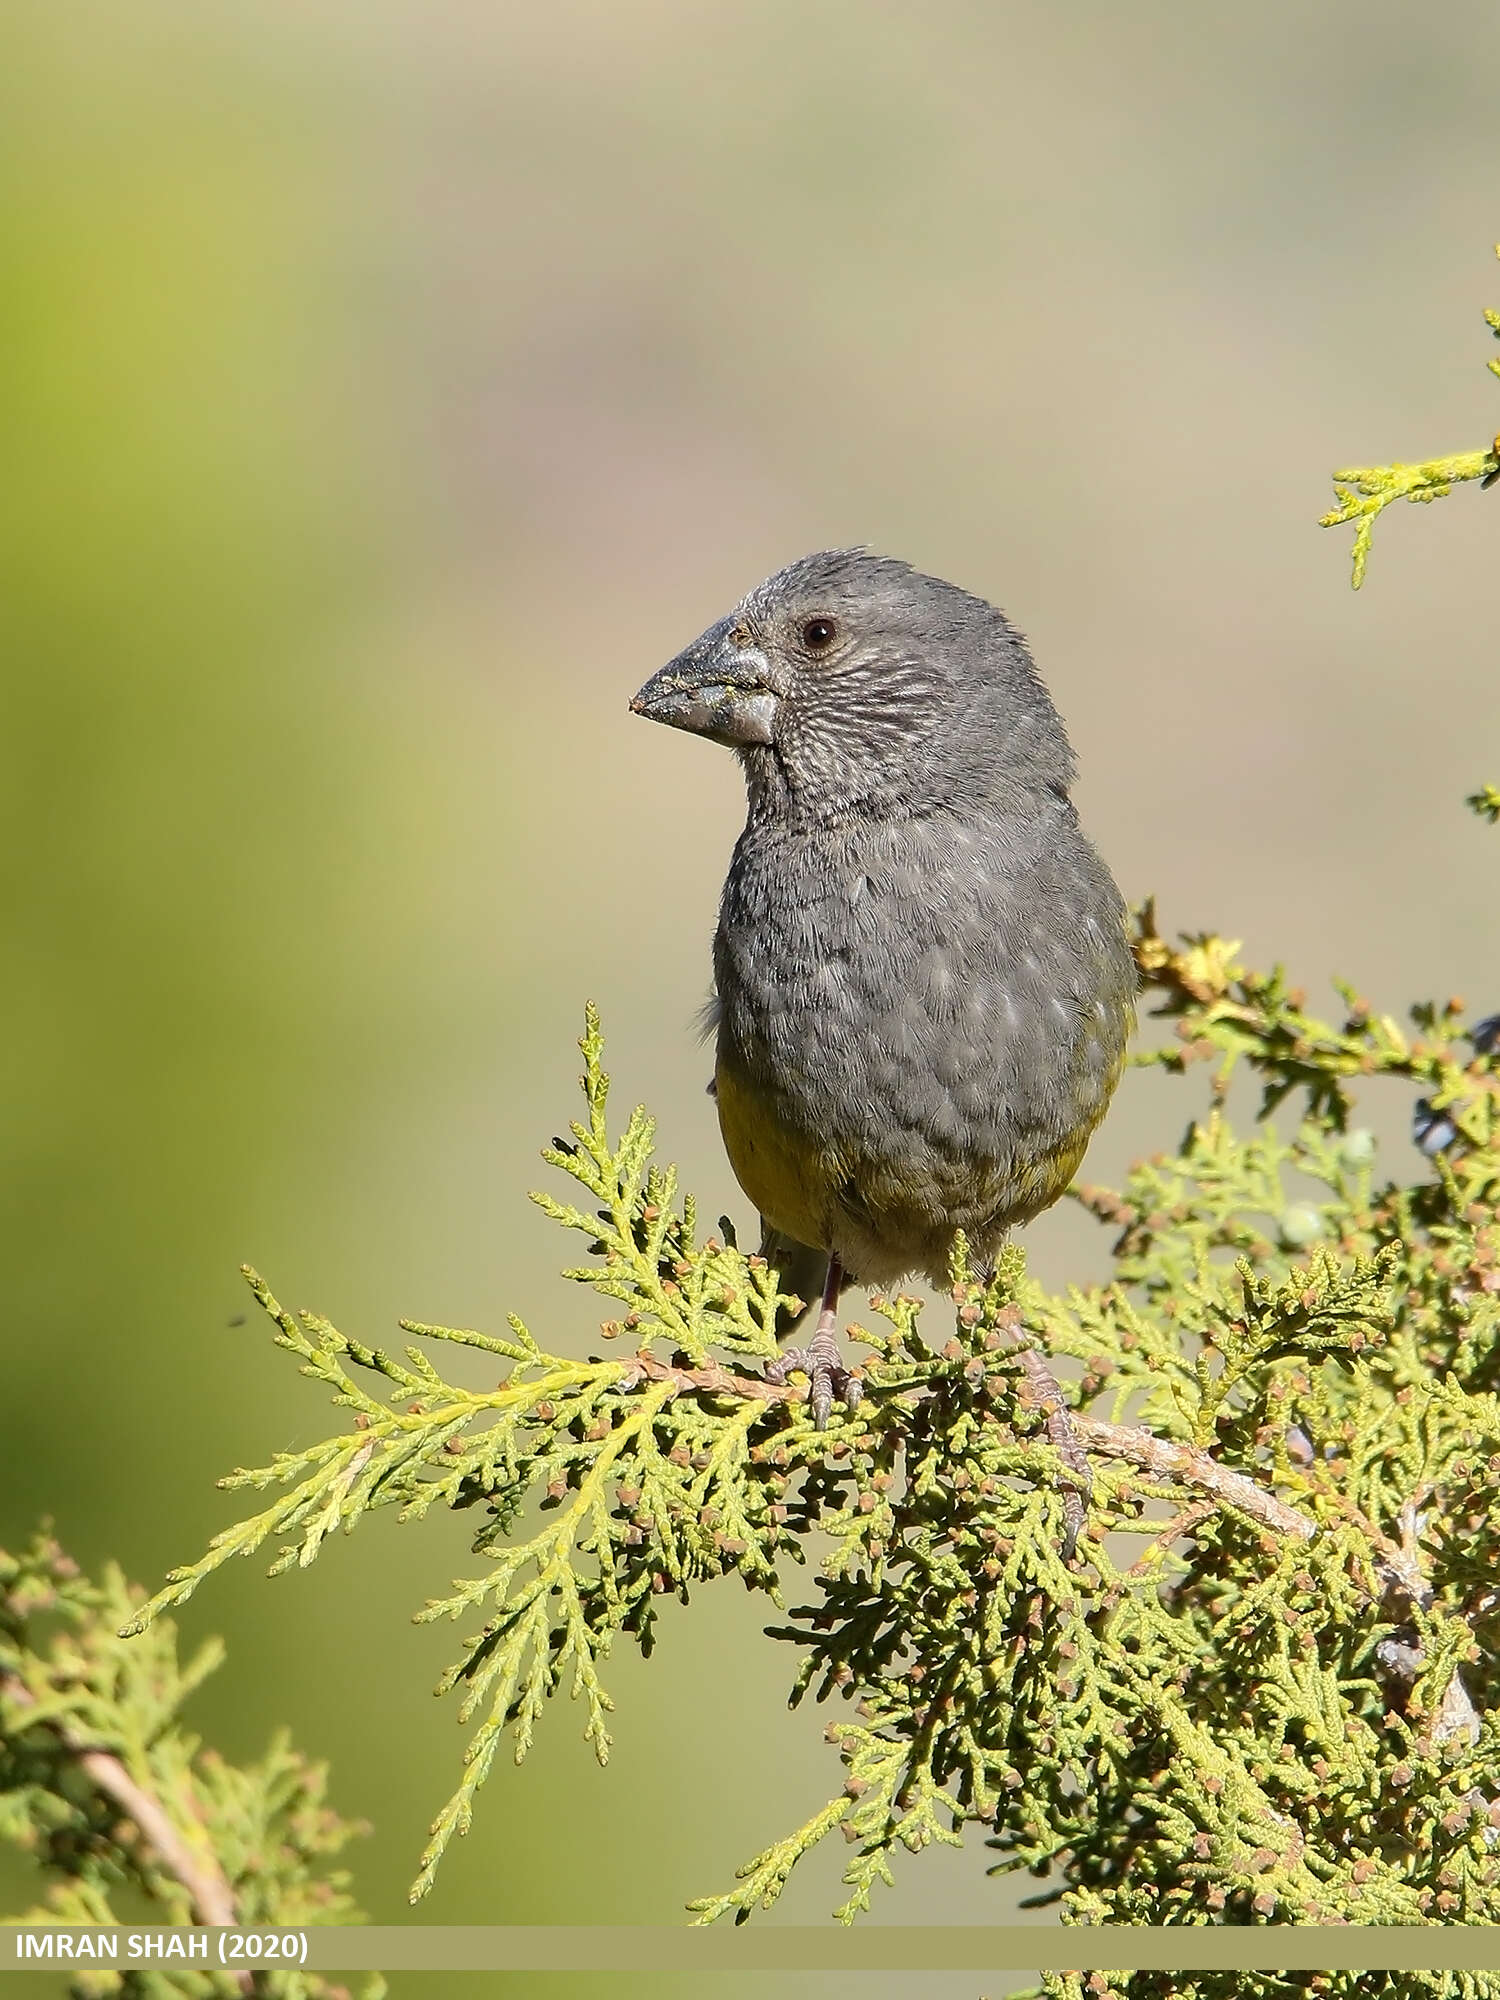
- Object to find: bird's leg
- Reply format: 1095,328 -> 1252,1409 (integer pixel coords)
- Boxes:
767,1253 -> 857,1428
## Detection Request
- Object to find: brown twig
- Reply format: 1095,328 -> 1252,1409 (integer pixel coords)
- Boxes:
1070,1416 -> 1317,1542
3,1673 -> 252,1988
613,1347 -> 1318,1540
1014,1346 -> 1092,1561
1115,1498 -> 1217,1585
1364,1486 -> 1484,1752
615,1350 -> 809,1403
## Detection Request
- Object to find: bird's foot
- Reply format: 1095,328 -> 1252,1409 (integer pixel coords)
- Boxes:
767,1321 -> 858,1430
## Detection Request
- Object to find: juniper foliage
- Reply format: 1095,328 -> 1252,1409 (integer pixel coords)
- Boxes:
1321,245 -> 1500,584
0,1532 -> 380,1999
123,792 -> 1500,1958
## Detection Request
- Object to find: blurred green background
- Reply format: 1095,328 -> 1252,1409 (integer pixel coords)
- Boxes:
4,1 -> 1499,1991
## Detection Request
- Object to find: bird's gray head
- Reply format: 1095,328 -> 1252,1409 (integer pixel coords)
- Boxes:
630,549 -> 1075,823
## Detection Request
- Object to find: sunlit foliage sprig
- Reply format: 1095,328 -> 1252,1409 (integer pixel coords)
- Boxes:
1,1532 -> 379,1999
1321,245 -> 1500,585
124,796 -> 1500,1980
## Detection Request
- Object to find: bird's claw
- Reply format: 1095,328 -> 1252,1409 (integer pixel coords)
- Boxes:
767,1324 -> 858,1429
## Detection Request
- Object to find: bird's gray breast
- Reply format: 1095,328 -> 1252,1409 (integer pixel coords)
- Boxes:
713,800 -> 1128,1200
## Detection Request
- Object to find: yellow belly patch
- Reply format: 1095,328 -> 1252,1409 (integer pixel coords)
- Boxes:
714,1014 -> 1129,1276
714,1058 -> 837,1251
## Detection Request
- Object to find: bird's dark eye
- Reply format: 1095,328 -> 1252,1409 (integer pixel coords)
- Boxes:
802,617 -> 837,651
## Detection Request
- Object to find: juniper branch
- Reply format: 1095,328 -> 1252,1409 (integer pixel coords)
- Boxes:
120,833 -> 1500,1930
1321,245 -> 1500,585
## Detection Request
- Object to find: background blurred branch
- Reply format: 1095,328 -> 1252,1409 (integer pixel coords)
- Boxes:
1,1534 -> 380,1999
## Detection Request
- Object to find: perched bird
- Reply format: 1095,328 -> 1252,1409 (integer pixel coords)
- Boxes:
631,550 -> 1136,1424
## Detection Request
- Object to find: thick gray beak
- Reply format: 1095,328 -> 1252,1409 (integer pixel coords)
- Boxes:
630,618 -> 782,749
